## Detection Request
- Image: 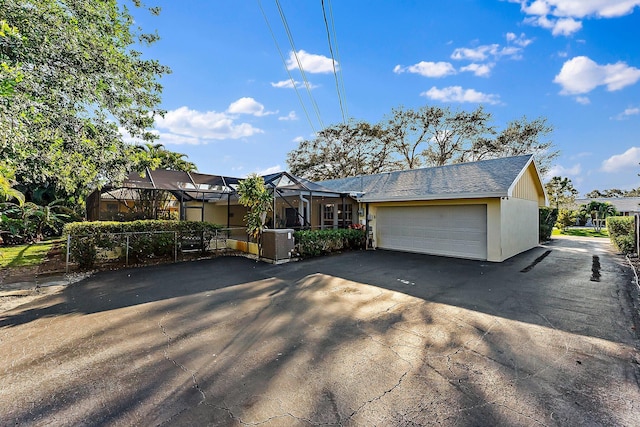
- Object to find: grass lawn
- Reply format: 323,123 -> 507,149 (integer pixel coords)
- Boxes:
0,240 -> 58,268
552,227 -> 609,238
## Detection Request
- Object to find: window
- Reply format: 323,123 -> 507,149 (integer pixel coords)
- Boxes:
342,204 -> 353,222
323,204 -> 334,221
105,202 -> 119,213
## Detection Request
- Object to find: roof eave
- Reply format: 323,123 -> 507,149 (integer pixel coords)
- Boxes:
355,192 -> 508,203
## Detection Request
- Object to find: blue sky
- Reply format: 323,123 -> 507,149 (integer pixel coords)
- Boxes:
128,0 -> 640,196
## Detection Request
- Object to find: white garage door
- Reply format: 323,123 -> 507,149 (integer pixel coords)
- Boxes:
376,205 -> 487,260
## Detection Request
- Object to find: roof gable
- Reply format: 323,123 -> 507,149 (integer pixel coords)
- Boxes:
320,155 -> 541,202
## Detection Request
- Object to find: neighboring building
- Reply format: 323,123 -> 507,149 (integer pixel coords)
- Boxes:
572,198 -> 640,217
320,155 -> 546,262
88,155 -> 546,262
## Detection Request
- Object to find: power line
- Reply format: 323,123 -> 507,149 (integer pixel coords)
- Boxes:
327,0 -> 349,120
321,0 -> 347,123
257,0 -> 316,134
274,0 -> 325,130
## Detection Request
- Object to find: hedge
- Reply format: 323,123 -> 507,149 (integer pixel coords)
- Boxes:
606,216 -> 635,254
63,220 -> 223,268
294,228 -> 366,258
539,207 -> 558,242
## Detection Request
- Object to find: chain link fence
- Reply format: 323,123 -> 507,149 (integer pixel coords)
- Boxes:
65,227 -> 249,272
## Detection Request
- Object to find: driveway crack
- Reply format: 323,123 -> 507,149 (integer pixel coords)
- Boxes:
158,315 -> 206,404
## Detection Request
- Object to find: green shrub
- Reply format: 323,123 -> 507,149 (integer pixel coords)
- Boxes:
539,207 -> 558,242
63,220 -> 222,268
606,216 -> 635,254
294,228 -> 366,258
555,208 -> 577,230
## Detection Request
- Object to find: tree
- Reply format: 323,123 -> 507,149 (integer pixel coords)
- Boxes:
128,143 -> 197,173
584,190 -> 605,198
0,163 -> 24,205
545,176 -> 578,210
0,0 -> 170,204
578,201 -> 617,231
556,208 -> 576,230
585,188 -> 635,198
237,174 -> 273,257
287,120 -> 398,180
382,105 -> 493,169
469,116 -> 557,176
287,104 -> 556,181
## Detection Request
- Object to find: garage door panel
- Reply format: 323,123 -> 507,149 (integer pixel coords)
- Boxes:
376,205 -> 487,260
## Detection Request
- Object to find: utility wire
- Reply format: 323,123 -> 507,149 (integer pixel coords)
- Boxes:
327,0 -> 348,120
275,0 -> 325,130
321,0 -> 347,123
257,0 -> 316,134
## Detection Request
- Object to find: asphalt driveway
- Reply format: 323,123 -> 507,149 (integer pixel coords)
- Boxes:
1,235 -> 639,426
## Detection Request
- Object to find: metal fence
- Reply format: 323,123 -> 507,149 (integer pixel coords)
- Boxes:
65,227 -> 249,272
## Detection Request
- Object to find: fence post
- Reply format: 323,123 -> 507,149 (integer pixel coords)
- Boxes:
65,234 -> 71,274
125,234 -> 129,266
174,231 -> 178,263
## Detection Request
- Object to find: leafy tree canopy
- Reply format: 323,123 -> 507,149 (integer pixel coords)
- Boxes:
237,174 -> 273,242
584,188 -> 640,198
128,143 -> 197,174
287,105 -> 556,180
0,0 -> 170,204
287,120 -> 398,181
545,176 -> 578,210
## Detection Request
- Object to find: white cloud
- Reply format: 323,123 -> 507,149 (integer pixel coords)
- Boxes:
570,152 -> 592,160
271,80 -> 318,89
227,97 -> 276,116
601,147 -> 640,172
554,56 -> 640,94
421,86 -> 501,105
254,165 -> 283,176
511,0 -> 640,36
286,50 -> 337,74
612,107 -> 640,120
155,132 -> 201,145
544,163 -> 582,180
393,61 -> 456,78
506,32 -> 534,47
292,136 -> 305,143
279,111 -> 298,121
459,63 -> 494,77
154,106 -> 263,144
575,96 -> 591,105
551,17 -> 582,36
451,44 -> 523,61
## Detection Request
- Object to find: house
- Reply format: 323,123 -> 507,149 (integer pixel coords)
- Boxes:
87,155 -> 546,263
572,197 -> 640,217
87,170 -> 352,230
319,155 -> 546,262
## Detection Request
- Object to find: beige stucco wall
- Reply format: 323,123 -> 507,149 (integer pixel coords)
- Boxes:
364,199 -> 503,262
184,202 -> 228,224
499,197 -> 539,261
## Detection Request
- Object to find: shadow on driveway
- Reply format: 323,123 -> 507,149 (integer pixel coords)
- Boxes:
1,236 -> 638,426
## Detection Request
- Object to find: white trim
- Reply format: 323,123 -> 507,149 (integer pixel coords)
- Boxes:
356,192 -> 506,203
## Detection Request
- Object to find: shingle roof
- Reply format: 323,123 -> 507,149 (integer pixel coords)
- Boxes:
319,155 -> 535,202
573,198 -> 640,213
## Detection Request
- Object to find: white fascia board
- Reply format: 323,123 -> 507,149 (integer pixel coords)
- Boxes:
356,192 -> 507,203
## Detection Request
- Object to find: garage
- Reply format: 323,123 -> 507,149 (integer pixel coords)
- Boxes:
376,205 -> 488,260
320,155 -> 547,262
